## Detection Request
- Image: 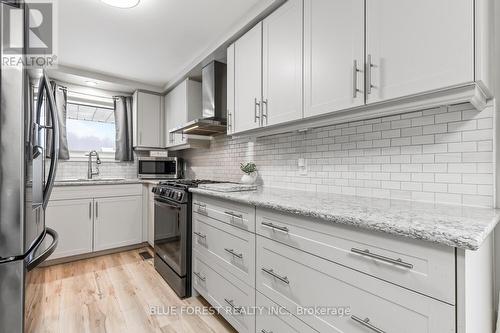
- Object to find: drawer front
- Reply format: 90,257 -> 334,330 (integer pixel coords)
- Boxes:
256,291 -> 318,333
193,213 -> 255,287
256,236 -> 455,333
193,249 -> 255,333
193,194 -> 255,232
257,208 -> 455,304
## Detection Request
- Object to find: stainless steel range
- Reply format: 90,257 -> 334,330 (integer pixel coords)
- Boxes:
152,180 -> 222,298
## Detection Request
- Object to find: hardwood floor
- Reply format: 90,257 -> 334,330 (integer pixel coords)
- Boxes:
26,248 -> 236,333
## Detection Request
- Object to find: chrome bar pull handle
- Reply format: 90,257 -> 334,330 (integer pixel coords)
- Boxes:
351,248 -> 413,269
351,315 -> 386,333
194,231 -> 207,239
89,202 -> 92,219
195,202 -> 207,214
193,271 -> 206,282
353,60 -> 361,98
254,98 -> 261,123
366,54 -> 374,95
225,211 -> 243,220
95,201 -> 98,219
261,330 -> 273,333
225,248 -> 243,259
262,99 -> 268,125
261,222 -> 289,233
224,298 -> 242,313
261,267 -> 289,284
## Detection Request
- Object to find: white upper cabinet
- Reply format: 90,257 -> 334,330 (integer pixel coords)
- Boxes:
228,0 -> 489,136
165,79 -> 202,147
234,23 -> 262,133
304,0 -> 365,118
365,0 -> 474,104
226,43 -> 235,135
133,91 -> 163,148
262,0 -> 303,126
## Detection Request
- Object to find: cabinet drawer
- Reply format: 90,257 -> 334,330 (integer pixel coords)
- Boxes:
193,194 -> 255,232
193,249 -> 255,333
256,236 -> 455,333
193,213 -> 255,287
257,208 -> 455,304
256,291 -> 318,333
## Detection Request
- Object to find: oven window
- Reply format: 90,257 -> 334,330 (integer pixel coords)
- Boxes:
140,161 -> 176,175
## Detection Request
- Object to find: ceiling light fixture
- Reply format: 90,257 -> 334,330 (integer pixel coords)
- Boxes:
100,0 -> 140,9
85,81 -> 98,87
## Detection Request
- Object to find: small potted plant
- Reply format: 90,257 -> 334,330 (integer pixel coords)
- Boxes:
240,162 -> 258,185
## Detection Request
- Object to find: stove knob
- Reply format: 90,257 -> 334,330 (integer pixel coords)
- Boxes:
159,188 -> 166,195
152,187 -> 157,194
176,192 -> 183,200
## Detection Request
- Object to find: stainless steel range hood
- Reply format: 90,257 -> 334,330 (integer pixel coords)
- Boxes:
172,61 -> 227,136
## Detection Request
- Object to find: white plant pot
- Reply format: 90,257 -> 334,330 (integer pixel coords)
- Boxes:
240,173 -> 257,185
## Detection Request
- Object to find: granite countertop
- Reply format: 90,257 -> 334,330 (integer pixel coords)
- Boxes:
54,178 -> 144,186
190,187 -> 500,251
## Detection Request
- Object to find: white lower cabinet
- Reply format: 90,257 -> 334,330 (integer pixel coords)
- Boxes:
256,235 -> 455,333
193,249 -> 255,333
46,185 -> 143,261
256,291 -> 318,333
193,212 -> 255,287
45,198 -> 93,260
192,195 -> 499,333
93,196 -> 142,251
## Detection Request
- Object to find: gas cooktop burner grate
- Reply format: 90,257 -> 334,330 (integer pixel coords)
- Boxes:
158,179 -> 223,188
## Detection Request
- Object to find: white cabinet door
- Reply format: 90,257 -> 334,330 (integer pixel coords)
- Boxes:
135,91 -> 162,148
165,79 -> 202,147
45,199 -> 93,260
304,0 -> 365,118
166,83 -> 184,146
94,196 -> 142,251
262,0 -> 303,126
234,23 -> 262,133
226,43 -> 235,135
366,0 -> 474,103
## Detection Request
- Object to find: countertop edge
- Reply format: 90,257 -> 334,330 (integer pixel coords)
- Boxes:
190,188 -> 499,251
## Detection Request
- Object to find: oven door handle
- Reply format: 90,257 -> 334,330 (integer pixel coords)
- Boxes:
154,197 -> 182,210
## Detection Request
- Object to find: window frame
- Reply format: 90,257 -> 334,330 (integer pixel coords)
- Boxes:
65,102 -> 117,162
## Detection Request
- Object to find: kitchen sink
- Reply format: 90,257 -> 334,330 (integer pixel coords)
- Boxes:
57,178 -> 126,182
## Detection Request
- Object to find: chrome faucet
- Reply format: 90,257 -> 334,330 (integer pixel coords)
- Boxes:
86,150 -> 101,179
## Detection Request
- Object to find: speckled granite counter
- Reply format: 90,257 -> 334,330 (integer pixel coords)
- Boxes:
190,187 -> 500,250
54,179 -> 143,186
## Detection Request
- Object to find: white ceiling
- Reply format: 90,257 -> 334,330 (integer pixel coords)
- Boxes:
57,0 -> 265,89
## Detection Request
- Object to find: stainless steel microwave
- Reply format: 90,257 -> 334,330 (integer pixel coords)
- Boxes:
137,157 -> 182,179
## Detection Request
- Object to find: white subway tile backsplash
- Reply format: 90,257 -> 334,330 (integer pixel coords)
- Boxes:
435,111 -> 461,124
55,160 -> 137,180
180,104 -> 494,207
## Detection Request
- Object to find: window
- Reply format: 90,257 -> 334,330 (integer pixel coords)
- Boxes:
66,103 -> 116,158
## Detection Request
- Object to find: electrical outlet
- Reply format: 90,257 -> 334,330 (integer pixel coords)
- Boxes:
298,158 -> 307,176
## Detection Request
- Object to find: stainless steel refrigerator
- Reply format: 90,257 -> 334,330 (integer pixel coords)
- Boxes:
0,1 -> 60,332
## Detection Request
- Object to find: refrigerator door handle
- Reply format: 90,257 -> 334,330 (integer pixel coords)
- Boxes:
26,227 -> 58,271
37,72 -> 60,210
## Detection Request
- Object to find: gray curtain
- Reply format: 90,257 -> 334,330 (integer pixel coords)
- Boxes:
114,96 -> 134,161
47,81 -> 70,160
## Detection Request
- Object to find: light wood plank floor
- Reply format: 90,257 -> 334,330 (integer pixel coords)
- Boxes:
27,248 -> 236,333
